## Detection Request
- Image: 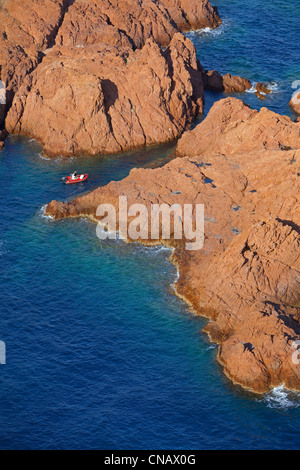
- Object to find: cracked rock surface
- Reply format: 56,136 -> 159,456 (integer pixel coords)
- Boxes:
0,0 -> 221,154
6,34 -> 205,156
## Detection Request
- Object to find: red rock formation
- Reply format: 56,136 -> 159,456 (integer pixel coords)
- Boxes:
56,0 -> 221,49
0,0 -> 73,106
46,98 -> 300,393
160,0 -> 221,31
0,0 -> 221,151
177,97 -> 300,157
254,82 -> 273,100
204,220 -> 300,392
0,0 -> 221,99
6,34 -> 204,156
55,0 -> 178,49
204,70 -> 252,93
255,82 -> 271,94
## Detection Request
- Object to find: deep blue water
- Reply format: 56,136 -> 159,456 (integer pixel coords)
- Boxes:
187,0 -> 300,119
0,0 -> 300,450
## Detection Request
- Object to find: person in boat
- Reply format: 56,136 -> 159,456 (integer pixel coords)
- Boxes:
71,171 -> 78,180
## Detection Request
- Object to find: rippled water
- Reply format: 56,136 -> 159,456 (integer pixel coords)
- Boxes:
0,0 -> 300,450
187,0 -> 300,119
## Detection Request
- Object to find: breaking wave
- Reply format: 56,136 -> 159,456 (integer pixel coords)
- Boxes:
246,82 -> 280,94
185,21 -> 228,39
261,386 -> 300,410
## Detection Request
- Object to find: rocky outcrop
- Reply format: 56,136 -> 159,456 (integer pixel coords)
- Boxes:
55,0 -> 178,49
160,0 -> 221,31
0,0 -> 74,108
46,98 -> 300,393
0,0 -> 222,155
177,97 -> 300,157
6,34 -> 204,156
56,0 -> 221,50
0,0 -> 220,111
204,70 -> 252,93
254,82 -> 273,100
204,220 -> 300,393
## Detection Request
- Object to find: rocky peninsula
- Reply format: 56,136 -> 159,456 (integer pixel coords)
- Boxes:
46,98 -> 300,393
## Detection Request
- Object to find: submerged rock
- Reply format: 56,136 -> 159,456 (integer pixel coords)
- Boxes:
255,82 -> 272,94
254,82 -> 273,100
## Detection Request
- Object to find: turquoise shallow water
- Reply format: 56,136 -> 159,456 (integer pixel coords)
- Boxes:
0,0 -> 300,450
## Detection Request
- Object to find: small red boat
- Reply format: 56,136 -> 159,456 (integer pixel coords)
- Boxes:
63,173 -> 88,184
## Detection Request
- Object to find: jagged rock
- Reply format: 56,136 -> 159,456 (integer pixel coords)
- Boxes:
0,0 -> 220,110
177,97 -> 300,157
255,82 -> 271,94
55,0 -> 221,49
0,0 -> 73,107
6,34 -> 204,156
160,0 -> 221,31
204,70 -> 251,93
1,0 -> 222,154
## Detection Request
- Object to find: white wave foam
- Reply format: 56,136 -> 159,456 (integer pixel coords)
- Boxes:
38,152 -> 49,161
38,152 -> 71,162
268,82 -> 280,93
246,84 -> 257,94
40,205 -> 54,221
261,385 -> 300,410
206,345 -> 217,351
246,82 -> 280,95
185,23 -> 225,39
170,264 -> 180,291
149,245 -> 172,254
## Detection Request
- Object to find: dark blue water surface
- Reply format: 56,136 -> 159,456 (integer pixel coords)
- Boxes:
0,0 -> 300,450
187,0 -> 300,119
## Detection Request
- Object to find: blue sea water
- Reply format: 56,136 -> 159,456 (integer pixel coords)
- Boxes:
0,0 -> 300,450
187,0 -> 300,119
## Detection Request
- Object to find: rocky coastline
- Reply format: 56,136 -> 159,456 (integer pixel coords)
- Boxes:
1,1 -> 300,394
46,98 -> 300,393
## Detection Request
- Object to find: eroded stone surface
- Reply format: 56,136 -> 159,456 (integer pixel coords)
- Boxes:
177,97 -> 300,157
204,70 -> 252,93
6,34 -> 204,156
1,0 -> 221,151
